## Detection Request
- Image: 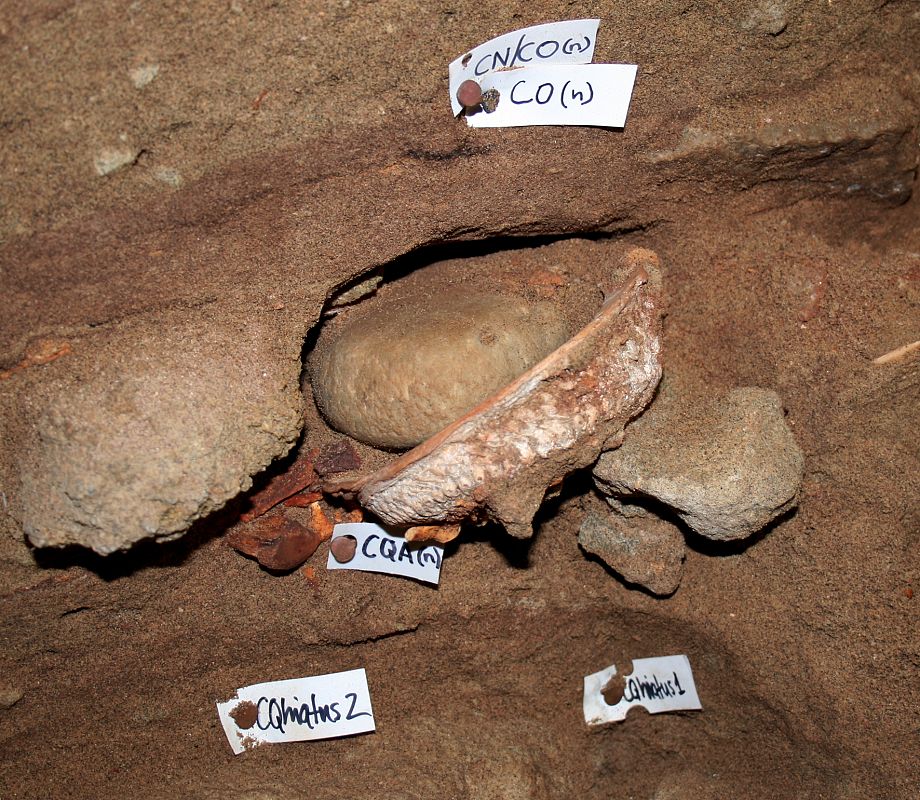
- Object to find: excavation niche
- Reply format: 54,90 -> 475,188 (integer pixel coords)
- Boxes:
284,234 -> 825,799
301,235 -> 663,544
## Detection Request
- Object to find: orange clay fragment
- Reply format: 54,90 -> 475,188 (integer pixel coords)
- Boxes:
405,524 -> 462,544
240,447 -> 319,522
343,251 -> 662,539
0,338 -> 72,380
283,491 -> 324,508
332,506 -> 364,524
308,501 -> 335,541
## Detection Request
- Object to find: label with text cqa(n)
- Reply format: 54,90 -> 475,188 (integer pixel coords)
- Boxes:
327,522 -> 444,585
217,669 -> 375,754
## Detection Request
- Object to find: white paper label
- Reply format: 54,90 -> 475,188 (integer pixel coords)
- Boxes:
467,63 -> 637,128
583,655 -> 702,725
217,668 -> 375,755
449,19 -> 600,116
326,522 -> 444,585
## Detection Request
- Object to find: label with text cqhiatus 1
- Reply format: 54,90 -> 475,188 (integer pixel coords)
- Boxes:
583,654 -> 702,725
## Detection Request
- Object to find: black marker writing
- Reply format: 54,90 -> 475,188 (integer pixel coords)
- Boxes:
510,78 -> 594,109
345,692 -> 373,721
256,693 -> 342,734
622,671 -> 688,704
359,532 -> 441,571
472,33 -> 593,76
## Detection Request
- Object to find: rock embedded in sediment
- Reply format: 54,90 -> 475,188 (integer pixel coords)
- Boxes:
352,262 -> 662,538
13,309 -> 304,554
594,383 -> 804,541
578,511 -> 686,596
310,290 -> 570,449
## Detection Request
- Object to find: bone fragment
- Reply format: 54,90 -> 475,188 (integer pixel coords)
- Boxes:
872,339 -> 920,365
405,524 -> 462,544
345,251 -> 662,538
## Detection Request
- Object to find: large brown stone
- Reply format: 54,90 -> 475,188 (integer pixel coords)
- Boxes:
11,309 -> 304,555
310,290 -> 569,449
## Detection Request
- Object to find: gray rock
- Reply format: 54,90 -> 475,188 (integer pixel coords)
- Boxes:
0,686 -> 23,709
14,309 -> 304,554
93,145 -> 140,176
152,167 -> 182,188
128,64 -> 159,89
594,386 -> 803,541
578,511 -> 685,596
740,1 -> 788,36
310,290 -> 569,449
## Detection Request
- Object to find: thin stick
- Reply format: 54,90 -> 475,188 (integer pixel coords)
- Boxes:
873,340 -> 920,365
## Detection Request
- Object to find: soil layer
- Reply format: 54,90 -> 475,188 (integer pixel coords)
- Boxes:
1,1 -> 918,798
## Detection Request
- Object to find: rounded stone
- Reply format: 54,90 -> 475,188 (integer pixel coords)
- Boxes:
456,79 -> 482,108
310,291 -> 570,449
330,535 -> 358,563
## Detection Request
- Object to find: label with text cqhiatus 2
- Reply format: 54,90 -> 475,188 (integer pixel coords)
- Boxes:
217,668 -> 375,754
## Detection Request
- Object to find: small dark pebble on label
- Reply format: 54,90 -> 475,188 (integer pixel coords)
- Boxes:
480,88 -> 500,113
331,535 -> 358,563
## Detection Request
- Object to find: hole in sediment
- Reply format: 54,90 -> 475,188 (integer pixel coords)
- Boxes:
302,232 -> 649,455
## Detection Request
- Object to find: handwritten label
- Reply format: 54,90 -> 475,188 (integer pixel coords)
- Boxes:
326,522 -> 444,585
217,668 -> 375,754
468,63 -> 637,128
583,655 -> 702,725
449,19 -> 599,116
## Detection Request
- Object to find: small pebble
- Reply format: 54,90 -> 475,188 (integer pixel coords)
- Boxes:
0,687 -> 23,709
457,79 -> 482,109
129,64 -> 159,89
94,146 -> 139,177
153,167 -> 182,188
330,535 -> 357,563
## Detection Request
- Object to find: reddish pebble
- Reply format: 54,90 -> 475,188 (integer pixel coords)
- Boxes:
457,79 -> 482,109
330,535 -> 358,563
314,440 -> 362,477
226,513 -> 322,571
905,587 -> 914,599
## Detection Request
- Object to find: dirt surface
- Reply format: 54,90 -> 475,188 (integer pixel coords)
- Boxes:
1,1 -> 918,798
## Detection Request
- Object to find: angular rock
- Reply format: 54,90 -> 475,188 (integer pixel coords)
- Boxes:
0,686 -> 23,709
578,511 -> 685,596
313,439 -> 362,477
594,384 -> 804,541
93,146 -> 139,177
227,512 -> 323,572
310,289 -> 569,449
13,309 -> 304,554
740,1 -> 788,36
